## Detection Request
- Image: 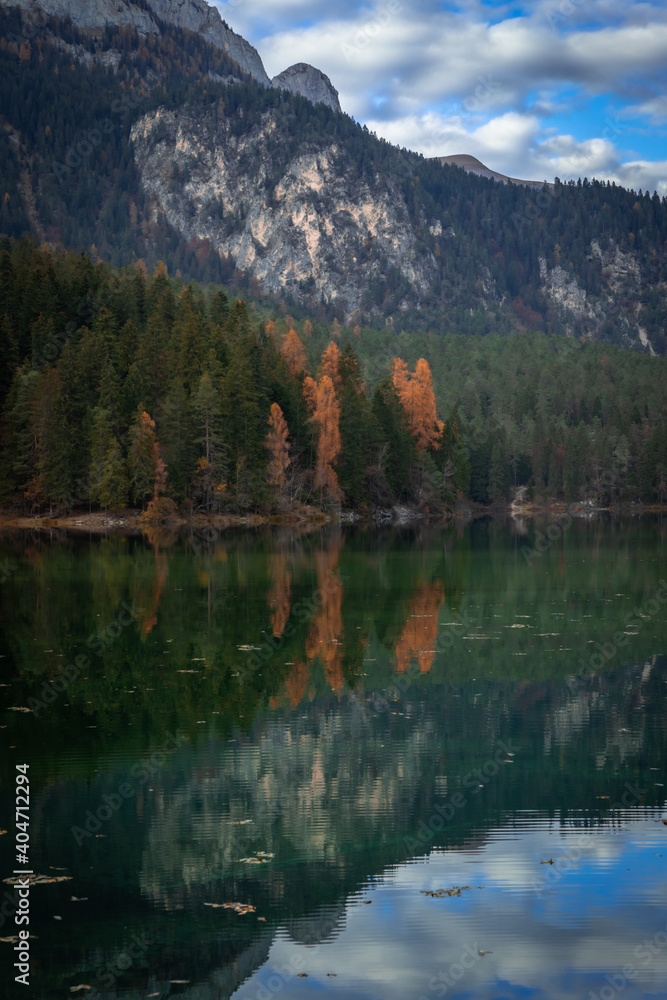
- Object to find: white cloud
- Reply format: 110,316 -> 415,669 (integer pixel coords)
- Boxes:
211,0 -> 667,192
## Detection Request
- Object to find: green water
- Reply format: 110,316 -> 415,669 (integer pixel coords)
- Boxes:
0,517 -> 666,1000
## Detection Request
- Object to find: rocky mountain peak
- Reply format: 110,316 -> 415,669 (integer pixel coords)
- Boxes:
271,63 -> 341,113
0,0 -> 271,84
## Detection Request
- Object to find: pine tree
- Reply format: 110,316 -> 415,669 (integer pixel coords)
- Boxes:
129,408 -> 161,506
193,370 -> 227,510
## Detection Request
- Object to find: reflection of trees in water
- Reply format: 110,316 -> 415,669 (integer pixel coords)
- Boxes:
268,551 -> 291,639
305,538 -> 345,693
138,539 -> 169,636
394,580 -> 444,675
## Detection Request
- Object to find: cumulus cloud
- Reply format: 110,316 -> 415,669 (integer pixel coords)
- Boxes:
213,0 -> 667,192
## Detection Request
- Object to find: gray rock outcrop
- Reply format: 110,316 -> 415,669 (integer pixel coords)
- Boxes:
271,63 -> 341,113
131,106 -> 436,320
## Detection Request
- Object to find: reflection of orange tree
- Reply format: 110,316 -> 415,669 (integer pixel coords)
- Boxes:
305,541 -> 345,693
395,580 -> 444,674
139,540 -> 169,636
268,551 -> 291,638
284,660 -> 310,707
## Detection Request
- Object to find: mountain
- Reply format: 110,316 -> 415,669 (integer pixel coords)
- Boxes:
271,63 -> 341,113
434,154 -> 550,190
0,0 -> 666,353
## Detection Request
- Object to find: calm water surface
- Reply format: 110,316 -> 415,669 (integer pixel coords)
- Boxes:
0,518 -> 666,1000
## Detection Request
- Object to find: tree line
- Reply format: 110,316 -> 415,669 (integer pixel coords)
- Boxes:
0,239 -> 665,513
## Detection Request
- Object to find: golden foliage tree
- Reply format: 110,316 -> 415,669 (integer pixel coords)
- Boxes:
306,375 -> 343,504
280,328 -> 308,377
266,402 -> 291,493
320,341 -> 342,395
391,357 -> 443,452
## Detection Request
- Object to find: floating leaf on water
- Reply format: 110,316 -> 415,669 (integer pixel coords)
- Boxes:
3,874 -> 72,886
540,859 -> 554,865
8,706 -> 31,712
420,886 -> 483,898
363,900 -> 372,904
205,901 -> 256,914
297,973 -> 308,978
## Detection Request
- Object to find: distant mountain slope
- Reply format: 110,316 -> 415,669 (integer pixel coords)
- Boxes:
0,0 -> 666,352
434,154 -> 550,190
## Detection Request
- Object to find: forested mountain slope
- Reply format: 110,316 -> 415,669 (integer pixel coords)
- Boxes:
1,1 -> 666,350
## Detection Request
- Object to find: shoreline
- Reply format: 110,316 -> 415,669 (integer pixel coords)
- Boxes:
0,501 -> 665,534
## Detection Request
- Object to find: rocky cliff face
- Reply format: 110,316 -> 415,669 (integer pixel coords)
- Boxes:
271,63 -> 341,113
0,0 -> 157,33
145,0 -> 270,85
1,0 -> 271,85
131,106 -> 436,320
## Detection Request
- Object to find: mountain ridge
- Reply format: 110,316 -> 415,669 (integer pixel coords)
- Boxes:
0,0 -> 666,353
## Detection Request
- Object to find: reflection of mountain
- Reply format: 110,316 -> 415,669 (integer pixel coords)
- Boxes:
11,652 -> 667,999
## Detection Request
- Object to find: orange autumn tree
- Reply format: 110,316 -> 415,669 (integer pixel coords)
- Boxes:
280,328 -> 308,377
391,357 -> 444,452
266,402 -> 291,493
320,341 -> 342,395
303,374 -> 343,504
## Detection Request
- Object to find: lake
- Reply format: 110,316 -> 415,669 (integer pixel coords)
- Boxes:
0,517 -> 666,1000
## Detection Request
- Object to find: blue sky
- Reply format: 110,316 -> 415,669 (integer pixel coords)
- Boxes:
213,0 -> 667,194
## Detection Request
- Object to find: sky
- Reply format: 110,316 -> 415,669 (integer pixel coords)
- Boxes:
211,0 -> 667,195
